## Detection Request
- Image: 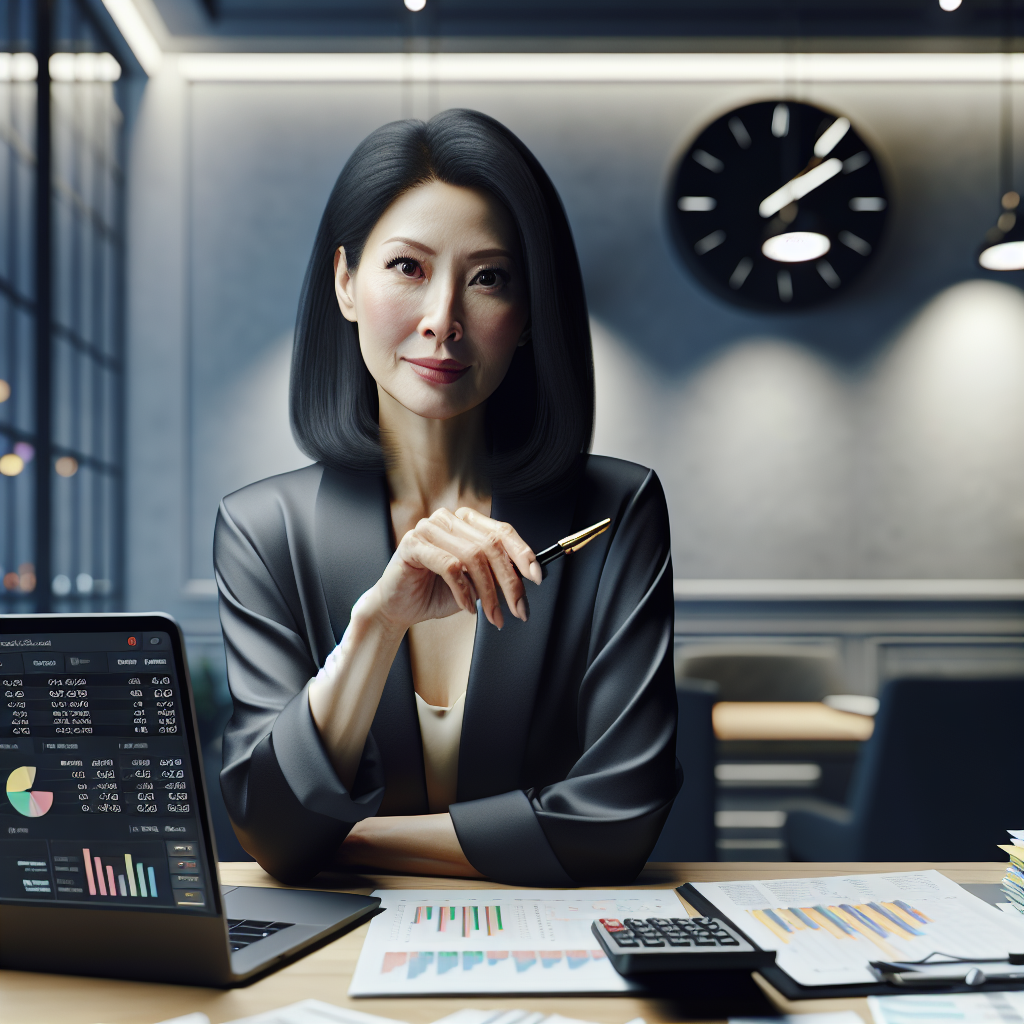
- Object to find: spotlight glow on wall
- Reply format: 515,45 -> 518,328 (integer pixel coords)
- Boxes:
404,0 -> 426,10
939,0 -> 962,10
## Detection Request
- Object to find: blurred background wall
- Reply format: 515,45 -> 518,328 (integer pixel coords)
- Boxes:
126,71 -> 1024,624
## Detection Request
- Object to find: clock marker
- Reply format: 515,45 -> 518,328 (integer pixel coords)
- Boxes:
729,258 -> 753,289
763,231 -> 831,263
839,230 -> 872,255
694,230 -> 726,255
814,117 -> 851,157
771,104 -> 789,138
777,270 -> 793,302
728,117 -> 751,149
849,196 -> 887,212
843,151 -> 871,174
678,196 -> 717,212
816,260 -> 841,289
692,149 -> 724,173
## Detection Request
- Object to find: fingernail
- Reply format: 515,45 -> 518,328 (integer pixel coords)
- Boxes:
516,596 -> 529,622
530,561 -> 542,584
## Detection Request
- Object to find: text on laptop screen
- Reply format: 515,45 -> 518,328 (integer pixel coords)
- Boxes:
0,630 -> 216,914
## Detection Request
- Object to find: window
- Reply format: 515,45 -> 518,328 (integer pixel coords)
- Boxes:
0,0 -> 125,610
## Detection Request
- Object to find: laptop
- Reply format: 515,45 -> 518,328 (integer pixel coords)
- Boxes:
0,612 -> 380,986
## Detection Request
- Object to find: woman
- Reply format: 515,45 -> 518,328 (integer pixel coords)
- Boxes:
215,109 -> 679,887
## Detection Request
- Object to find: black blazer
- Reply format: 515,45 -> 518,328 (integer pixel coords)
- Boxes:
214,454 -> 680,886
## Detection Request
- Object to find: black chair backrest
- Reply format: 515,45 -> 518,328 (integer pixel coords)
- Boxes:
649,682 -> 717,862
848,676 -> 1024,860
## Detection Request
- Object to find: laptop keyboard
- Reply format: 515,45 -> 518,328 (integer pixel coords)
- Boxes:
227,918 -> 295,952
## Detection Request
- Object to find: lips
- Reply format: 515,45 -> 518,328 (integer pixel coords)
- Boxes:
403,357 -> 470,385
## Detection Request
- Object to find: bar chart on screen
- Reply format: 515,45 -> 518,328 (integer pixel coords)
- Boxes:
48,841 -> 170,903
693,871 -> 1024,988
349,889 -> 685,995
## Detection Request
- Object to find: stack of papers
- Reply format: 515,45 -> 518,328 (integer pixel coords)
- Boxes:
156,1003 -> 644,1024
1001,830 -> 1024,916
691,869 -> 1024,988
868,991 -> 1024,1024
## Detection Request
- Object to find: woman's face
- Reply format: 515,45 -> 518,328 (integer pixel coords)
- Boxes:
335,180 -> 530,422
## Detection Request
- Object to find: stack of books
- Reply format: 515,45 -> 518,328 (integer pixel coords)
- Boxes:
999,830 -> 1024,915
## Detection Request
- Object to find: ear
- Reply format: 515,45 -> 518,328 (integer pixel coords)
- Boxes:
334,246 -> 358,323
517,322 -> 532,348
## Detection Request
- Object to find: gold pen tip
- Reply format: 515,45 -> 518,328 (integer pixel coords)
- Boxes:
558,517 -> 612,554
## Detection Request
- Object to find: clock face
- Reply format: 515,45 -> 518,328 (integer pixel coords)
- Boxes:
668,100 -> 888,309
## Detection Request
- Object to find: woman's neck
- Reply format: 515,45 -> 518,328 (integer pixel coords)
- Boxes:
378,385 -> 490,524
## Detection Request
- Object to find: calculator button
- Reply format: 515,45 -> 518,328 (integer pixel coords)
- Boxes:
717,937 -> 740,946
640,937 -> 665,947
666,937 -> 692,946
612,934 -> 640,946
599,918 -> 626,932
693,937 -> 718,946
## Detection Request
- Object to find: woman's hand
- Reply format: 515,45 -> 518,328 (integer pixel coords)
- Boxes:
371,507 -> 542,632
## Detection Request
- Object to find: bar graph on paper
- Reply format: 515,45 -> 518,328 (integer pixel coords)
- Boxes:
349,889 -> 685,995
693,870 -> 1024,988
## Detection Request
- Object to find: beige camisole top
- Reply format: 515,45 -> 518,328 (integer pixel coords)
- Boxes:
415,686 -> 467,813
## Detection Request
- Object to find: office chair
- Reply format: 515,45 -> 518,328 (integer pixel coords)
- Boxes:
649,679 -> 717,862
784,676 -> 1024,861
676,649 -> 844,702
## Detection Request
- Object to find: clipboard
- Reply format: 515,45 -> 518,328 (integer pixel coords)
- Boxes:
678,883 -> 1024,1001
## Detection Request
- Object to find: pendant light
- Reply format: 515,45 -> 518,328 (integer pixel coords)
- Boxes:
978,0 -> 1023,271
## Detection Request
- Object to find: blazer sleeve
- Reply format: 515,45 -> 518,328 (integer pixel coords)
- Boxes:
450,469 -> 681,885
214,490 -> 386,883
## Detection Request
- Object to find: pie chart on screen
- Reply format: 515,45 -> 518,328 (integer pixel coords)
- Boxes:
6,766 -> 54,817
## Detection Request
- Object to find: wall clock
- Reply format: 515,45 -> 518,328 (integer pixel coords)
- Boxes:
668,100 -> 888,309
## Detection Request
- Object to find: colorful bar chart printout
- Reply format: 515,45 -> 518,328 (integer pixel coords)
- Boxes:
349,888 -> 686,995
692,870 -> 1024,988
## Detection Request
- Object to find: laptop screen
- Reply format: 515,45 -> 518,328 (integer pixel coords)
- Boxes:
0,617 -> 220,917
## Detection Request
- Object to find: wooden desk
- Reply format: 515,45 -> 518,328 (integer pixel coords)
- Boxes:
2,862 -> 1005,1024
713,702 -> 875,742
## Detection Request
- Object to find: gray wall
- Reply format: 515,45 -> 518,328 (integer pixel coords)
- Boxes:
125,67 -> 1024,642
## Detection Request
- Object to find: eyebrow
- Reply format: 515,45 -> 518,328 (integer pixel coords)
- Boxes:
381,237 -> 513,261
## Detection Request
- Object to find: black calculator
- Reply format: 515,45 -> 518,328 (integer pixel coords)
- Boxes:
591,915 -> 776,975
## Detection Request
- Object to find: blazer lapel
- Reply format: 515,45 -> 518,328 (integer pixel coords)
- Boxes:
315,467 -> 428,814
457,481 -> 577,802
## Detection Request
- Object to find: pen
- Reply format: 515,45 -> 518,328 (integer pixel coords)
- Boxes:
535,518 -> 612,577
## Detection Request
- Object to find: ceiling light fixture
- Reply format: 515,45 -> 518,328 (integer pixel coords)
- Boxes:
404,0 -> 427,10
939,0 -> 963,11
978,0 -> 1024,272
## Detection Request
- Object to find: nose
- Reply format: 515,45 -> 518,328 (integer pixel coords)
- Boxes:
417,274 -> 463,346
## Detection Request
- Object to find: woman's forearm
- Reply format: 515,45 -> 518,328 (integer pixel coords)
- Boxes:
337,813 -> 484,878
308,587 -> 406,790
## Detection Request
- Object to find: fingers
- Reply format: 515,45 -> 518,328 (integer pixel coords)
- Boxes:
415,514 -> 517,629
399,532 -> 477,617
452,507 -> 543,586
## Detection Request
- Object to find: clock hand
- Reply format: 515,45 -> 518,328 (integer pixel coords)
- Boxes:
758,157 -> 843,219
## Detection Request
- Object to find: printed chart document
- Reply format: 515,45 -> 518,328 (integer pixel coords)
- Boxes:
869,991 -> 1024,1024
692,870 -> 1024,988
348,888 -> 685,996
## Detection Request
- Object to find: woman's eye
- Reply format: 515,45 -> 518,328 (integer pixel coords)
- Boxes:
387,257 -> 423,278
473,268 -> 507,288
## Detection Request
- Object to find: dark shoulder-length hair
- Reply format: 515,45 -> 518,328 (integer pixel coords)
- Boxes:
290,108 -> 594,494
